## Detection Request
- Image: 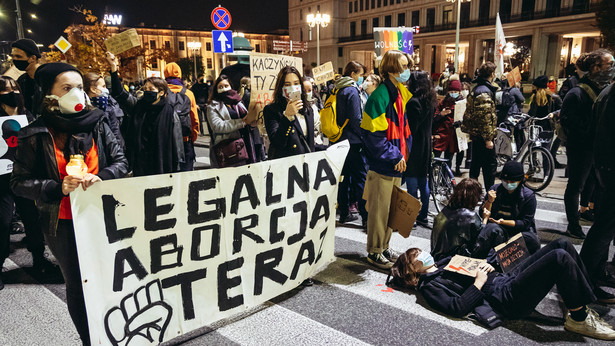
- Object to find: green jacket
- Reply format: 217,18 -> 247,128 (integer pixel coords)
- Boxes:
461,79 -> 499,140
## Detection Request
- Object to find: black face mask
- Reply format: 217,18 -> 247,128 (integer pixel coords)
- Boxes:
0,92 -> 19,108
141,90 -> 159,104
13,59 -> 29,71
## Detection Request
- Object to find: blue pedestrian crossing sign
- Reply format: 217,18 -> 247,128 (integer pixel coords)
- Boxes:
213,30 -> 233,53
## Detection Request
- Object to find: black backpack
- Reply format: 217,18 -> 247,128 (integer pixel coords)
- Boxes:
496,88 -> 516,124
167,86 -> 192,137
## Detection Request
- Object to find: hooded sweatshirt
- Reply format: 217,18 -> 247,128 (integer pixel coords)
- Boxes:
163,63 -> 200,142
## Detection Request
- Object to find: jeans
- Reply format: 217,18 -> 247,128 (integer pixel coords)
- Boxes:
338,144 -> 368,221
44,220 -> 90,345
403,176 -> 430,220
580,170 -> 615,279
483,238 -> 596,319
179,141 -> 196,172
564,146 -> 593,232
470,136 -> 497,190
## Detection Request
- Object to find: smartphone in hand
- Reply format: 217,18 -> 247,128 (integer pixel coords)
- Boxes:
288,90 -> 302,102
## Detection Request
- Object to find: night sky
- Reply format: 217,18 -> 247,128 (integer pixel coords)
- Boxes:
0,0 -> 289,48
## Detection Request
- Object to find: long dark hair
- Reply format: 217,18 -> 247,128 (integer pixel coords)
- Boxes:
0,76 -> 26,114
208,74 -> 231,104
408,71 -> 437,108
272,66 -> 309,117
387,247 -> 422,289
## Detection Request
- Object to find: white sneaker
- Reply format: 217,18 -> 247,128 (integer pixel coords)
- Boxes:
565,309 -> 615,340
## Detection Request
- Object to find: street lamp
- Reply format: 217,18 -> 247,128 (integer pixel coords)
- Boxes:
306,11 -> 330,66
29,13 -> 36,19
187,41 -> 202,82
446,0 -> 469,73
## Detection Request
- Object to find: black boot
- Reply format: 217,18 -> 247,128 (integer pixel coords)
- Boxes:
32,253 -> 63,281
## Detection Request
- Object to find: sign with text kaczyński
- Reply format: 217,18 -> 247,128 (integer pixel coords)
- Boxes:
373,27 -> 415,56
0,114 -> 28,175
250,52 -> 302,113
71,142 -> 349,345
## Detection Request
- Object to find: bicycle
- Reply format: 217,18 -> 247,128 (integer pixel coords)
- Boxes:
430,156 -> 456,213
494,113 -> 555,192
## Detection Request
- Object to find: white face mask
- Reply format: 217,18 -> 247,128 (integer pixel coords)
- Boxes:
283,84 -> 302,99
306,91 -> 313,101
99,87 -> 109,97
217,86 -> 232,94
461,90 -> 469,98
46,87 -> 87,114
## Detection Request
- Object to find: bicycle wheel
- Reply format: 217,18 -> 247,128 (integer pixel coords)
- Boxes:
431,162 -> 455,212
521,146 -> 554,192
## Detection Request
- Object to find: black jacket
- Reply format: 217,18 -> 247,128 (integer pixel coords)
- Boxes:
264,102 -> 315,159
482,183 -> 537,235
431,206 -> 483,261
558,74 -> 579,99
105,95 -> 124,148
404,97 -> 433,177
593,83 -> 615,174
10,113 -> 128,236
560,76 -> 602,149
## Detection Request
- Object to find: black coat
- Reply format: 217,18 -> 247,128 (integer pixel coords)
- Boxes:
264,102 -> 315,159
560,76 -> 602,149
593,83 -> 615,173
404,97 -> 433,177
10,113 -> 128,236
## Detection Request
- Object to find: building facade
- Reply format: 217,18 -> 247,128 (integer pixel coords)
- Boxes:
106,27 -> 289,80
289,0 -> 601,79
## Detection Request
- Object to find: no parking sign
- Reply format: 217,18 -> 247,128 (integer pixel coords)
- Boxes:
211,6 -> 232,30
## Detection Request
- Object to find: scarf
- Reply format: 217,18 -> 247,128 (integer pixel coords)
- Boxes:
165,77 -> 183,86
42,108 -> 103,161
216,89 -> 243,106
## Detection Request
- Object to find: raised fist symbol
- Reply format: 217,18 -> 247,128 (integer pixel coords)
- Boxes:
104,280 -> 172,346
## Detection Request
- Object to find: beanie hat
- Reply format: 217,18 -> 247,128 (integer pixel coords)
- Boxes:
11,38 -> 41,58
35,62 -> 82,95
500,161 -> 525,181
532,75 -> 548,89
448,80 -> 462,92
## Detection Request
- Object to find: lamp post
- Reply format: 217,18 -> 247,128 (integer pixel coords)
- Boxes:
306,12 -> 330,66
187,41 -> 202,82
446,0 -> 469,73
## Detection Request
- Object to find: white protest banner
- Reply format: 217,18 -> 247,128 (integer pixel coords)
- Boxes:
249,52 -> 302,114
454,99 -> 469,152
105,28 -> 141,55
0,114 -> 28,175
313,61 -> 335,85
71,142 -> 349,345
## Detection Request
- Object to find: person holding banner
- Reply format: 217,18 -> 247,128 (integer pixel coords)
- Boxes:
388,238 -> 615,340
264,66 -> 315,159
360,50 -> 413,269
10,62 -> 128,344
106,52 -> 184,176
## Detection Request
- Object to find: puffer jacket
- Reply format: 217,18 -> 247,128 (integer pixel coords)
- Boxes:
461,78 -> 499,141
10,113 -> 128,236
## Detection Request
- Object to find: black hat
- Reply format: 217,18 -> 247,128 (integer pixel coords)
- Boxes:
35,62 -> 82,95
532,75 -> 548,89
500,161 -> 525,181
11,38 -> 41,58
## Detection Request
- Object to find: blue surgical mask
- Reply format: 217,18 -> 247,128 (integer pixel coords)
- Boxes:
504,182 -> 519,191
449,92 -> 459,98
357,76 -> 364,86
395,69 -> 411,83
416,251 -> 435,268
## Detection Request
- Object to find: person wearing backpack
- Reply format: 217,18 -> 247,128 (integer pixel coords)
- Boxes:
360,50 -> 413,269
107,52 -> 184,176
333,61 -> 369,227
560,49 -> 614,241
528,75 -> 562,166
461,62 -> 499,191
164,63 -> 200,172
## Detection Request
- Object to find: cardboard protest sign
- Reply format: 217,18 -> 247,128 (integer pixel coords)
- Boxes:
454,99 -> 469,152
494,233 -> 530,273
0,115 -> 28,175
313,62 -> 335,85
445,255 -> 486,277
105,28 -> 141,55
387,186 -> 421,238
71,142 -> 349,345
506,67 -> 522,88
249,52 -> 302,113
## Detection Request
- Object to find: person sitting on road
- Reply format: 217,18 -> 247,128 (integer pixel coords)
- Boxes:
476,161 -> 540,259
387,238 -> 615,340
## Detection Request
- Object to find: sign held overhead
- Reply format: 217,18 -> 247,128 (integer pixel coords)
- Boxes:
104,29 -> 141,55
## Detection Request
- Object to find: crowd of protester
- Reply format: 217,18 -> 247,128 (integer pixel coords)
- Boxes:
2,37 -> 615,343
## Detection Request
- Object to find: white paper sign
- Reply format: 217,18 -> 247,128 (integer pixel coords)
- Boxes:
249,52 -> 302,113
0,114 -> 28,175
454,99 -> 469,152
71,142 -> 349,345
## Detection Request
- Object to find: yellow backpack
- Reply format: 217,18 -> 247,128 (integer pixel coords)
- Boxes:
319,89 -> 349,142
